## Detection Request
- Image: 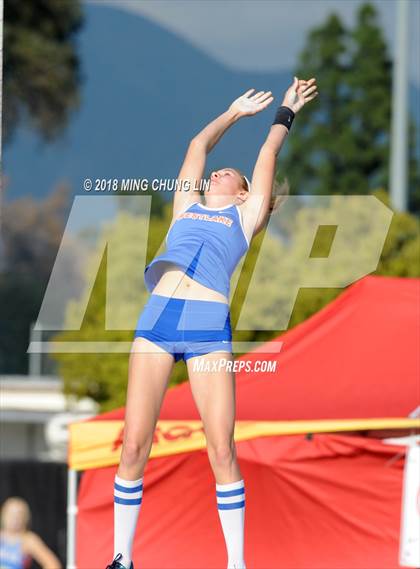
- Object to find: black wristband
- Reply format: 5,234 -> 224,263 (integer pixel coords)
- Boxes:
272,106 -> 295,131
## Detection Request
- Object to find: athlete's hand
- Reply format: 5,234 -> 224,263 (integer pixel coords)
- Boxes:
281,76 -> 318,114
228,89 -> 274,118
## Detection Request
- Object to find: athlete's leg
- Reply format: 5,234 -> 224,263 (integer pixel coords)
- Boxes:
119,337 -> 174,477
186,351 -> 246,569
113,337 -> 175,569
186,351 -> 240,481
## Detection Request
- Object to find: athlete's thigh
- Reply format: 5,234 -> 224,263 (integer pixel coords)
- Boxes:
186,351 -> 236,444
123,337 -> 175,447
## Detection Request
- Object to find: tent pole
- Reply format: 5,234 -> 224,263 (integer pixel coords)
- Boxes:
67,468 -> 78,569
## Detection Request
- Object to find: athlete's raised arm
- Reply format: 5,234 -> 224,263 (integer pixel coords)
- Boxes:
174,89 -> 274,217
243,77 -> 318,236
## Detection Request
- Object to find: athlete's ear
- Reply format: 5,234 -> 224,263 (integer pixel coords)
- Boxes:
237,189 -> 249,204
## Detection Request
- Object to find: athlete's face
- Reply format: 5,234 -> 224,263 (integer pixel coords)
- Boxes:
209,168 -> 243,197
1,500 -> 29,531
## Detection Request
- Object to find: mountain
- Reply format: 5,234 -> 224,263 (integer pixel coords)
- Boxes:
3,3 -> 291,202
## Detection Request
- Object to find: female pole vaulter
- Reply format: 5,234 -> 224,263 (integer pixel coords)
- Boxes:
106,76 -> 318,569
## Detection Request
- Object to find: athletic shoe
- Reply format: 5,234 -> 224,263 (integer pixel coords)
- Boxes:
105,553 -> 134,569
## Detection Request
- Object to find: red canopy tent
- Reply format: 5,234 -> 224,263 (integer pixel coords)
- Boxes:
70,275 -> 420,568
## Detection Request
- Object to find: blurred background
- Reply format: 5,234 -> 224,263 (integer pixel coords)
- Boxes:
0,1 -> 419,567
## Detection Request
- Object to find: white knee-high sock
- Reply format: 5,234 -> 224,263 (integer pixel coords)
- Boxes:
113,474 -> 144,569
216,479 -> 246,569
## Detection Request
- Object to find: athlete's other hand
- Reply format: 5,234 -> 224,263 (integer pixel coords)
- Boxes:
229,89 -> 274,117
281,76 -> 318,114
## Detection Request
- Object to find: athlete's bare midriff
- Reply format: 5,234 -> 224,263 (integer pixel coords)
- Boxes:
150,261 -> 229,304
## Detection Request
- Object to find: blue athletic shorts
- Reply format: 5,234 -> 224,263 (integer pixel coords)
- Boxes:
133,294 -> 233,362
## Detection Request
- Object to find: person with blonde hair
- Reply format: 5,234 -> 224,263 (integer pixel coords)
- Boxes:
0,497 -> 62,569
106,76 -> 318,569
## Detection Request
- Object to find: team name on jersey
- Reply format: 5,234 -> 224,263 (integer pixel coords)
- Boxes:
178,211 -> 233,227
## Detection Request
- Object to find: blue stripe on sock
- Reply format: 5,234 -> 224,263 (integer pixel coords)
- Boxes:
114,482 -> 143,493
216,488 -> 244,498
114,496 -> 143,506
217,500 -> 245,510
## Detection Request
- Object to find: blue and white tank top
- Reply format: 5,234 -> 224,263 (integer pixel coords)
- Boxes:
0,535 -> 31,569
144,201 -> 250,298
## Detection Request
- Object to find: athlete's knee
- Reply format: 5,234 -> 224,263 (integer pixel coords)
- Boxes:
121,438 -> 151,468
207,440 -> 236,467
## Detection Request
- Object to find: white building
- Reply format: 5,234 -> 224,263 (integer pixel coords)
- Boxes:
0,375 -> 98,461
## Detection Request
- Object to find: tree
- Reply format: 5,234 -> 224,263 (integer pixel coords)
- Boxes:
282,13 -> 349,197
0,183 -> 72,373
346,3 -> 392,193
281,2 -> 420,214
3,0 -> 83,143
407,122 -> 420,214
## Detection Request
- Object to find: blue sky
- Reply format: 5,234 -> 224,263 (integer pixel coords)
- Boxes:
92,0 -> 419,86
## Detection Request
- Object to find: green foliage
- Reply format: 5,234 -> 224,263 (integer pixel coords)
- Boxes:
407,122 -> 420,213
346,3 -> 392,191
3,0 -> 83,143
282,2 -> 420,214
283,13 -> 348,196
373,190 -> 420,277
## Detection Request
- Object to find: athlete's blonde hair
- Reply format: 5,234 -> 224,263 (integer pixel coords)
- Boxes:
232,168 -> 289,217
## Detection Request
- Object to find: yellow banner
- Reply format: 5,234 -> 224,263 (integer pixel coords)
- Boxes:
68,417 -> 420,471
